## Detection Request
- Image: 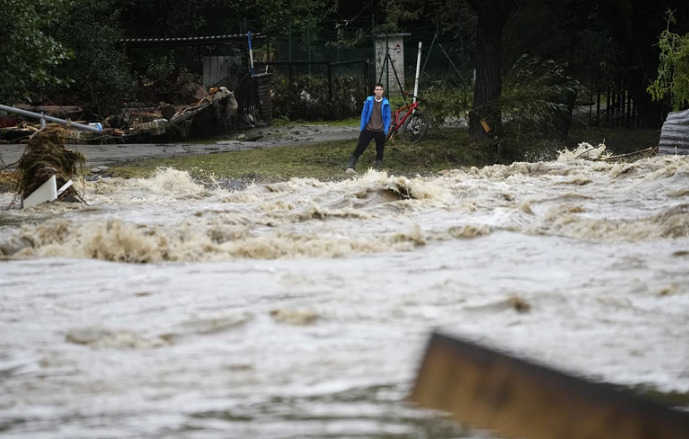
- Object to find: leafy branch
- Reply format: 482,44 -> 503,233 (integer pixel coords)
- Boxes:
647,9 -> 689,111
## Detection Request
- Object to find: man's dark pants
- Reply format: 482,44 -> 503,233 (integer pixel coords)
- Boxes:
353,129 -> 386,160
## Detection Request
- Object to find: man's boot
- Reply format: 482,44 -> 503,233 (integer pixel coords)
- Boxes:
345,155 -> 358,173
374,159 -> 383,171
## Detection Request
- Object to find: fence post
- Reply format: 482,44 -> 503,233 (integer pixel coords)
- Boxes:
288,23 -> 292,61
596,89 -> 601,127
364,59 -> 370,98
327,63 -> 333,101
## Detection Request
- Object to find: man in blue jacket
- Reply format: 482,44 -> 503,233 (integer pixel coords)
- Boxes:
345,83 -> 391,173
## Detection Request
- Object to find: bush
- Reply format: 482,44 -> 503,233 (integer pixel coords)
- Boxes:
270,73 -> 364,120
647,11 -> 689,111
501,55 -> 583,140
413,80 -> 473,127
42,0 -> 133,116
0,0 -> 71,105
133,56 -> 201,106
407,56 -> 582,163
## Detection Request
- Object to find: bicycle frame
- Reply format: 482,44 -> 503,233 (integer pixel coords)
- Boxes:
388,99 -> 420,139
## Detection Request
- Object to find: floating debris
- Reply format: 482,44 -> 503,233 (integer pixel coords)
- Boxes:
17,128 -> 85,207
557,142 -> 611,161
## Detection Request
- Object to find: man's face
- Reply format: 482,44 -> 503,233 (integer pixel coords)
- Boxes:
374,86 -> 384,99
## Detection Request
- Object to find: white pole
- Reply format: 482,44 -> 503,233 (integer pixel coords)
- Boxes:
0,104 -> 102,133
413,42 -> 422,103
247,31 -> 255,75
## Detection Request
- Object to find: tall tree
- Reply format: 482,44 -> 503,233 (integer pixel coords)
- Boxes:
0,0 -> 71,105
47,0 -> 133,115
464,0 -> 513,139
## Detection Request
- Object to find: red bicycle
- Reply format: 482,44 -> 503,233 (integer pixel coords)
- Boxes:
387,91 -> 429,143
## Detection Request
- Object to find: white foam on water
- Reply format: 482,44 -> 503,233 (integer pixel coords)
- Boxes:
1,159 -> 688,438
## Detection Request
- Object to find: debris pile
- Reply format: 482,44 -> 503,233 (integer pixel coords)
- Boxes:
17,128 -> 85,204
0,87 -> 242,145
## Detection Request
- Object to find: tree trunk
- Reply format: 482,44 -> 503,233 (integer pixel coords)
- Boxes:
626,69 -> 665,129
465,0 -> 513,140
550,90 -> 577,141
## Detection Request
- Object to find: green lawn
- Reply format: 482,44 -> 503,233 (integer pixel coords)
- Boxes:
108,124 -> 661,183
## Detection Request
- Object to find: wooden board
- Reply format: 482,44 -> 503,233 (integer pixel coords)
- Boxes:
409,331 -> 689,439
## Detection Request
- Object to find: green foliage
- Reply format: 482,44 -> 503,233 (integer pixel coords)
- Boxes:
117,0 -> 227,84
133,55 -> 202,105
413,0 -> 476,45
409,56 -> 582,163
416,80 -> 473,127
494,54 -> 583,161
118,0 -> 215,37
501,55 -> 582,129
249,0 -> 338,48
270,74 -> 364,120
45,0 -> 133,115
409,56 -> 582,162
647,11 -> 689,111
376,0 -> 421,34
0,0 -> 72,104
500,0 -> 625,87
494,55 -> 582,161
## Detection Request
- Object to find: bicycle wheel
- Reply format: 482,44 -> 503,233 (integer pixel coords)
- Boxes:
402,111 -> 429,143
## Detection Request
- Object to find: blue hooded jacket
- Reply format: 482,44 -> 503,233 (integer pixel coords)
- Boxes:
360,96 -> 391,135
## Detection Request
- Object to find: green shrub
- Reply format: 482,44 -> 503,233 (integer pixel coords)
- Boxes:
43,0 -> 133,115
270,73 -> 364,120
501,55 -> 583,139
415,80 -> 473,127
0,0 -> 71,104
647,11 -> 689,111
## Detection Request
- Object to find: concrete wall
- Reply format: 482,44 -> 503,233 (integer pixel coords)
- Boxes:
374,34 -> 409,97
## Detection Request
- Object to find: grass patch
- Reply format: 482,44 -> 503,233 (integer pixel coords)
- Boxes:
1,123 -> 660,195
280,117 -> 360,127
111,139 -> 354,182
107,124 -> 661,183
110,126 -> 493,182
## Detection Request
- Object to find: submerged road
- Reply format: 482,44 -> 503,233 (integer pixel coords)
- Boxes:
0,124 -> 359,168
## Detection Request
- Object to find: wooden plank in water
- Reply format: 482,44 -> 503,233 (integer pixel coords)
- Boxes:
409,331 -> 689,439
